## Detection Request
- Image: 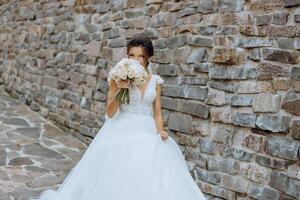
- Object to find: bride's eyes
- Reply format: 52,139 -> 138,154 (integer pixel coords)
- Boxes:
129,54 -> 144,58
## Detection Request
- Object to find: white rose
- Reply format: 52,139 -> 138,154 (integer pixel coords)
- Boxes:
128,68 -> 135,79
120,67 -> 128,80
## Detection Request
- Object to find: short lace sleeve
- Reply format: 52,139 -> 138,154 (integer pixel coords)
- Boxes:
155,75 -> 164,85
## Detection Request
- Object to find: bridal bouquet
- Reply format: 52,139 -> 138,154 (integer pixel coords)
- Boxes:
107,58 -> 148,104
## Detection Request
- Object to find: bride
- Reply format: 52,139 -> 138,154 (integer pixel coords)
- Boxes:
32,34 -> 207,200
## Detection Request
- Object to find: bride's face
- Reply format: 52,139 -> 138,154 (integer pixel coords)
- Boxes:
128,46 -> 148,69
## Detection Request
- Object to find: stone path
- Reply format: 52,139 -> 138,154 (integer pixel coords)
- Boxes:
0,87 -> 88,200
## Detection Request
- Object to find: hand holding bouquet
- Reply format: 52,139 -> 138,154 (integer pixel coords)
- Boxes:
107,58 -> 148,104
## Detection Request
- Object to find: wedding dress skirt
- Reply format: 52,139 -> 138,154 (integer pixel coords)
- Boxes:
32,74 -> 207,200
32,111 -> 207,200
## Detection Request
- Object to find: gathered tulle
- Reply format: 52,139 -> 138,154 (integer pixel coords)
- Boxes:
31,111 -> 207,200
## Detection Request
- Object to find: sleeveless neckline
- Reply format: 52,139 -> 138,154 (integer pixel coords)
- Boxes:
135,74 -> 154,101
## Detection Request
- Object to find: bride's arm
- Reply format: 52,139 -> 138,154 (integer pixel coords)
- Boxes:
153,85 -> 168,140
105,80 -> 121,118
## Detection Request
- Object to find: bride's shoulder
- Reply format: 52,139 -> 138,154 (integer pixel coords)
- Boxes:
152,74 -> 164,85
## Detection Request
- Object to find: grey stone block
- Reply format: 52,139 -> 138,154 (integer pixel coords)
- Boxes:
168,112 -> 194,134
162,85 -> 208,100
266,136 -> 299,160
249,185 -> 280,200
187,48 -> 209,63
233,113 -> 257,128
256,114 -> 290,132
253,93 -> 281,113
231,95 -> 252,106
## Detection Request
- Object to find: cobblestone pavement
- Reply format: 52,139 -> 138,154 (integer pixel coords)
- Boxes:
0,87 -> 88,200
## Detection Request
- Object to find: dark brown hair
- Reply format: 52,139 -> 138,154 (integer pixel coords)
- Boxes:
126,33 -> 154,66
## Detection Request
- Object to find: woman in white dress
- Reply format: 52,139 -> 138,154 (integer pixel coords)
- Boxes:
32,33 -> 207,200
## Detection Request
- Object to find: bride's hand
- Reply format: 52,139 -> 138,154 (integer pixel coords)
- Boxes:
115,79 -> 130,89
158,129 -> 169,141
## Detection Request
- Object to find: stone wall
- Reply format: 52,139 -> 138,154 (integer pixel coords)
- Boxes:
0,0 -> 299,199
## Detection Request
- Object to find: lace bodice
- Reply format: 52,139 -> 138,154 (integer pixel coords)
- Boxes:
105,74 -> 164,119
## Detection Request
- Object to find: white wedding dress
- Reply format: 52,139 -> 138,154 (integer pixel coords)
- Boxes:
32,74 -> 207,200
